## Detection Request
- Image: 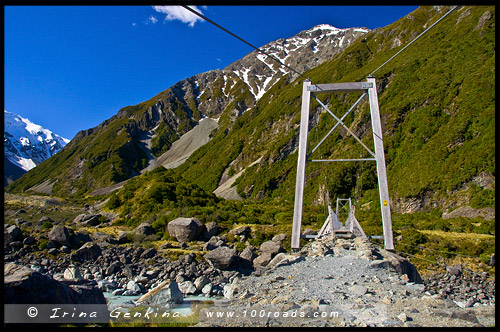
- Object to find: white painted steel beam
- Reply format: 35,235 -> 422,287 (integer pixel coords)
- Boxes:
367,76 -> 394,250
291,81 -> 312,250
308,82 -> 373,93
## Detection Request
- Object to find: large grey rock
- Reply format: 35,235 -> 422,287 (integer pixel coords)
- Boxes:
446,264 -> 462,276
64,266 -> 84,282
23,236 -> 36,245
91,232 -> 116,245
117,231 -> 132,244
201,282 -> 213,295
126,280 -> 142,292
202,221 -> 219,240
204,246 -> 237,270
48,225 -> 71,247
105,261 -> 122,276
4,263 -> 106,304
229,225 -> 251,236
5,225 -> 22,243
266,253 -> 304,269
135,223 -> 154,236
168,217 -> 204,242
136,280 -> 183,306
375,249 -> 423,283
239,246 -> 257,262
140,247 -> 157,259
302,228 -> 316,236
70,231 -> 92,247
74,214 -> 102,226
71,242 -> 102,263
272,233 -> 287,244
194,276 -> 211,291
253,252 -> 273,268
259,240 -> 284,256
178,280 -> 197,295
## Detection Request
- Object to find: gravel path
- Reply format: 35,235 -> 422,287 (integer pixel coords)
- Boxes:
196,237 -> 495,327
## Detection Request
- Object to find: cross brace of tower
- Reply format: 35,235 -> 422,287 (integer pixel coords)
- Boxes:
291,77 -> 394,251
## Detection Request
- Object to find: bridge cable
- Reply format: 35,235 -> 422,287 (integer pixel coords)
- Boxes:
370,5 -> 459,77
181,5 -> 314,84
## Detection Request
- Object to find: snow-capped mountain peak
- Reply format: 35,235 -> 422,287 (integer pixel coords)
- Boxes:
4,110 -> 70,175
223,24 -> 369,102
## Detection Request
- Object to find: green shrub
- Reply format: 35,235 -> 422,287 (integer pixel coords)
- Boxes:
41,221 -> 53,229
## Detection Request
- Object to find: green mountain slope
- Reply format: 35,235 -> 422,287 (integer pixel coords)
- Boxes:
8,5 -> 494,222
178,5 -> 495,216
7,24 -> 367,197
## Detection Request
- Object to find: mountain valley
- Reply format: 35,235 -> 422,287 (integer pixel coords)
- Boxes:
4,5 -> 495,328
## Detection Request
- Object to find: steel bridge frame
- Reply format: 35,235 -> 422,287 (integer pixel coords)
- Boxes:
291,76 -> 394,250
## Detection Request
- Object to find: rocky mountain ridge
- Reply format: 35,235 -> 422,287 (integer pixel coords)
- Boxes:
6,24 -> 368,196
4,110 -> 69,186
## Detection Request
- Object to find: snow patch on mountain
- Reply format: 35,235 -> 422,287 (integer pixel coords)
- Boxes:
4,110 -> 70,172
224,24 -> 369,102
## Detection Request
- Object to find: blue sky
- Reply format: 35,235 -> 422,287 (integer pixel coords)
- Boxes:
4,5 -> 418,140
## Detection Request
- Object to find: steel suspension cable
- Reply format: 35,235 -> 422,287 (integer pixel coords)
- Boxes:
370,5 -> 459,77
181,5 -> 314,83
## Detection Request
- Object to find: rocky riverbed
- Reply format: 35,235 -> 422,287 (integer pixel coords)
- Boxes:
3,197 -> 495,327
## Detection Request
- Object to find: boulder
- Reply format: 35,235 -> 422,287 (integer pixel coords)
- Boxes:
178,280 -> 197,295
71,242 -> 102,263
48,225 -> 71,247
302,228 -> 316,236
136,280 -> 183,306
167,217 -> 204,242
375,249 -> 423,283
267,253 -> 304,269
74,214 -> 103,226
4,263 -> 106,304
5,225 -> 22,243
39,216 -> 54,224
253,253 -> 273,268
117,231 -> 132,244
135,223 -> 154,236
63,266 -> 84,282
140,248 -> 157,259
194,275 -> 211,291
92,232 -> 116,244
229,225 -> 251,236
23,236 -> 36,245
105,261 -> 122,276
126,280 -> 142,293
70,231 -> 92,247
202,221 -> 219,240
272,233 -> 287,244
204,246 -> 237,270
259,240 -> 284,256
98,279 -> 118,292
201,283 -> 213,295
239,246 -> 257,262
446,264 -> 462,276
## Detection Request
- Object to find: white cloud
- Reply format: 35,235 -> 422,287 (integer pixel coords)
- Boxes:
152,6 -> 205,27
148,15 -> 158,24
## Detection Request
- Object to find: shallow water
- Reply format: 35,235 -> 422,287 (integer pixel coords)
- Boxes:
103,292 -> 215,316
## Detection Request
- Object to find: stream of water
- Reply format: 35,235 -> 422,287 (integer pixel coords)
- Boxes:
103,292 -> 215,316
